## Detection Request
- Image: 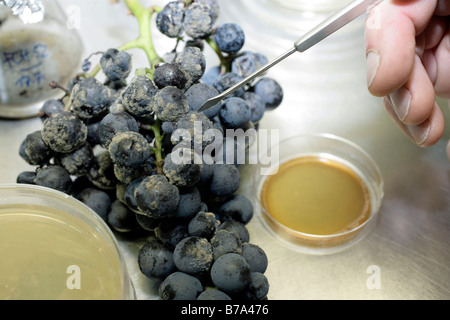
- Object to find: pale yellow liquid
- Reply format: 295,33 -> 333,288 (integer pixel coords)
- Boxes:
0,205 -> 123,299
261,156 -> 370,236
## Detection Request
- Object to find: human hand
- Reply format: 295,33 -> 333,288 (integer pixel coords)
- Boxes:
365,0 -> 449,159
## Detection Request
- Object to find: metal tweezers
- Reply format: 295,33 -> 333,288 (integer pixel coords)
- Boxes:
199,0 -> 384,112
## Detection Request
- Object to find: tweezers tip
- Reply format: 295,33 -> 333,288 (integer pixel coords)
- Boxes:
198,97 -> 219,112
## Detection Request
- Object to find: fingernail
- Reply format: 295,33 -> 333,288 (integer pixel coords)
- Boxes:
366,50 -> 380,88
390,88 -> 411,121
407,122 -> 431,146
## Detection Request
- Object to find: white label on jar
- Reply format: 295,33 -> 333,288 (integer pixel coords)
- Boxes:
0,41 -> 52,104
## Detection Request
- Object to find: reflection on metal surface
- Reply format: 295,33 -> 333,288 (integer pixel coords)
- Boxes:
0,0 -> 448,300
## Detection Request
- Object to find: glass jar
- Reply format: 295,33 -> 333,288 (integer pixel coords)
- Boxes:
0,0 -> 83,118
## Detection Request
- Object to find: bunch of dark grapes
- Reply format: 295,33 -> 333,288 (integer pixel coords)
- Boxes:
17,0 -> 282,300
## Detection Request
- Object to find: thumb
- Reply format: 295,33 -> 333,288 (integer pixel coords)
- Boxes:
365,7 -> 415,96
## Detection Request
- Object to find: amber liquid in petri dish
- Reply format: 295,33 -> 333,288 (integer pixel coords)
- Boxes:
261,156 -> 370,237
0,204 -> 124,300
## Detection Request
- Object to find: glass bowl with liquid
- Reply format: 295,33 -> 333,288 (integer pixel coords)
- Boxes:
0,184 -> 135,299
253,133 -> 384,255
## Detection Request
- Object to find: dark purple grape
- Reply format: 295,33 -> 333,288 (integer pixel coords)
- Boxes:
153,63 -> 191,90
210,229 -> 242,260
107,199 -> 139,232
185,82 -> 222,119
100,48 -> 132,82
197,288 -> 231,300
121,76 -> 159,122
173,236 -> 213,275
135,174 -> 179,218
209,164 -> 240,197
22,130 -> 54,165
41,111 -> 87,153
70,77 -> 111,120
245,272 -> 269,300
38,99 -> 64,121
214,23 -> 245,54
57,142 -> 94,175
16,171 -> 36,184
210,253 -> 251,294
108,131 -> 150,168
34,165 -> 73,194
175,47 -> 206,83
183,2 -> 214,39
219,194 -> 254,224
76,187 -> 112,220
241,243 -> 268,274
138,239 -> 176,279
151,86 -> 189,122
187,211 -> 219,239
219,97 -> 251,129
156,1 -> 184,38
159,271 -> 203,300
98,111 -> 139,148
252,77 -> 283,110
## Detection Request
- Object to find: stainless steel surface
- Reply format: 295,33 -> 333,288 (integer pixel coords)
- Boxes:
199,0 -> 384,112
0,0 -> 449,300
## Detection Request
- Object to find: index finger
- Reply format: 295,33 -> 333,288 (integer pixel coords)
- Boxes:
365,0 -> 438,96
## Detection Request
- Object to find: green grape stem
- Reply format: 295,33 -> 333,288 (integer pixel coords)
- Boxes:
64,0 -> 229,173
121,1 -> 165,174
87,0 -> 162,79
141,119 -> 165,174
122,0 -> 163,72
85,0 -> 165,173
205,36 -> 230,72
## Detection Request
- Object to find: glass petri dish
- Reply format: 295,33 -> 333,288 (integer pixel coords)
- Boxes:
253,133 -> 384,255
0,184 -> 135,300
